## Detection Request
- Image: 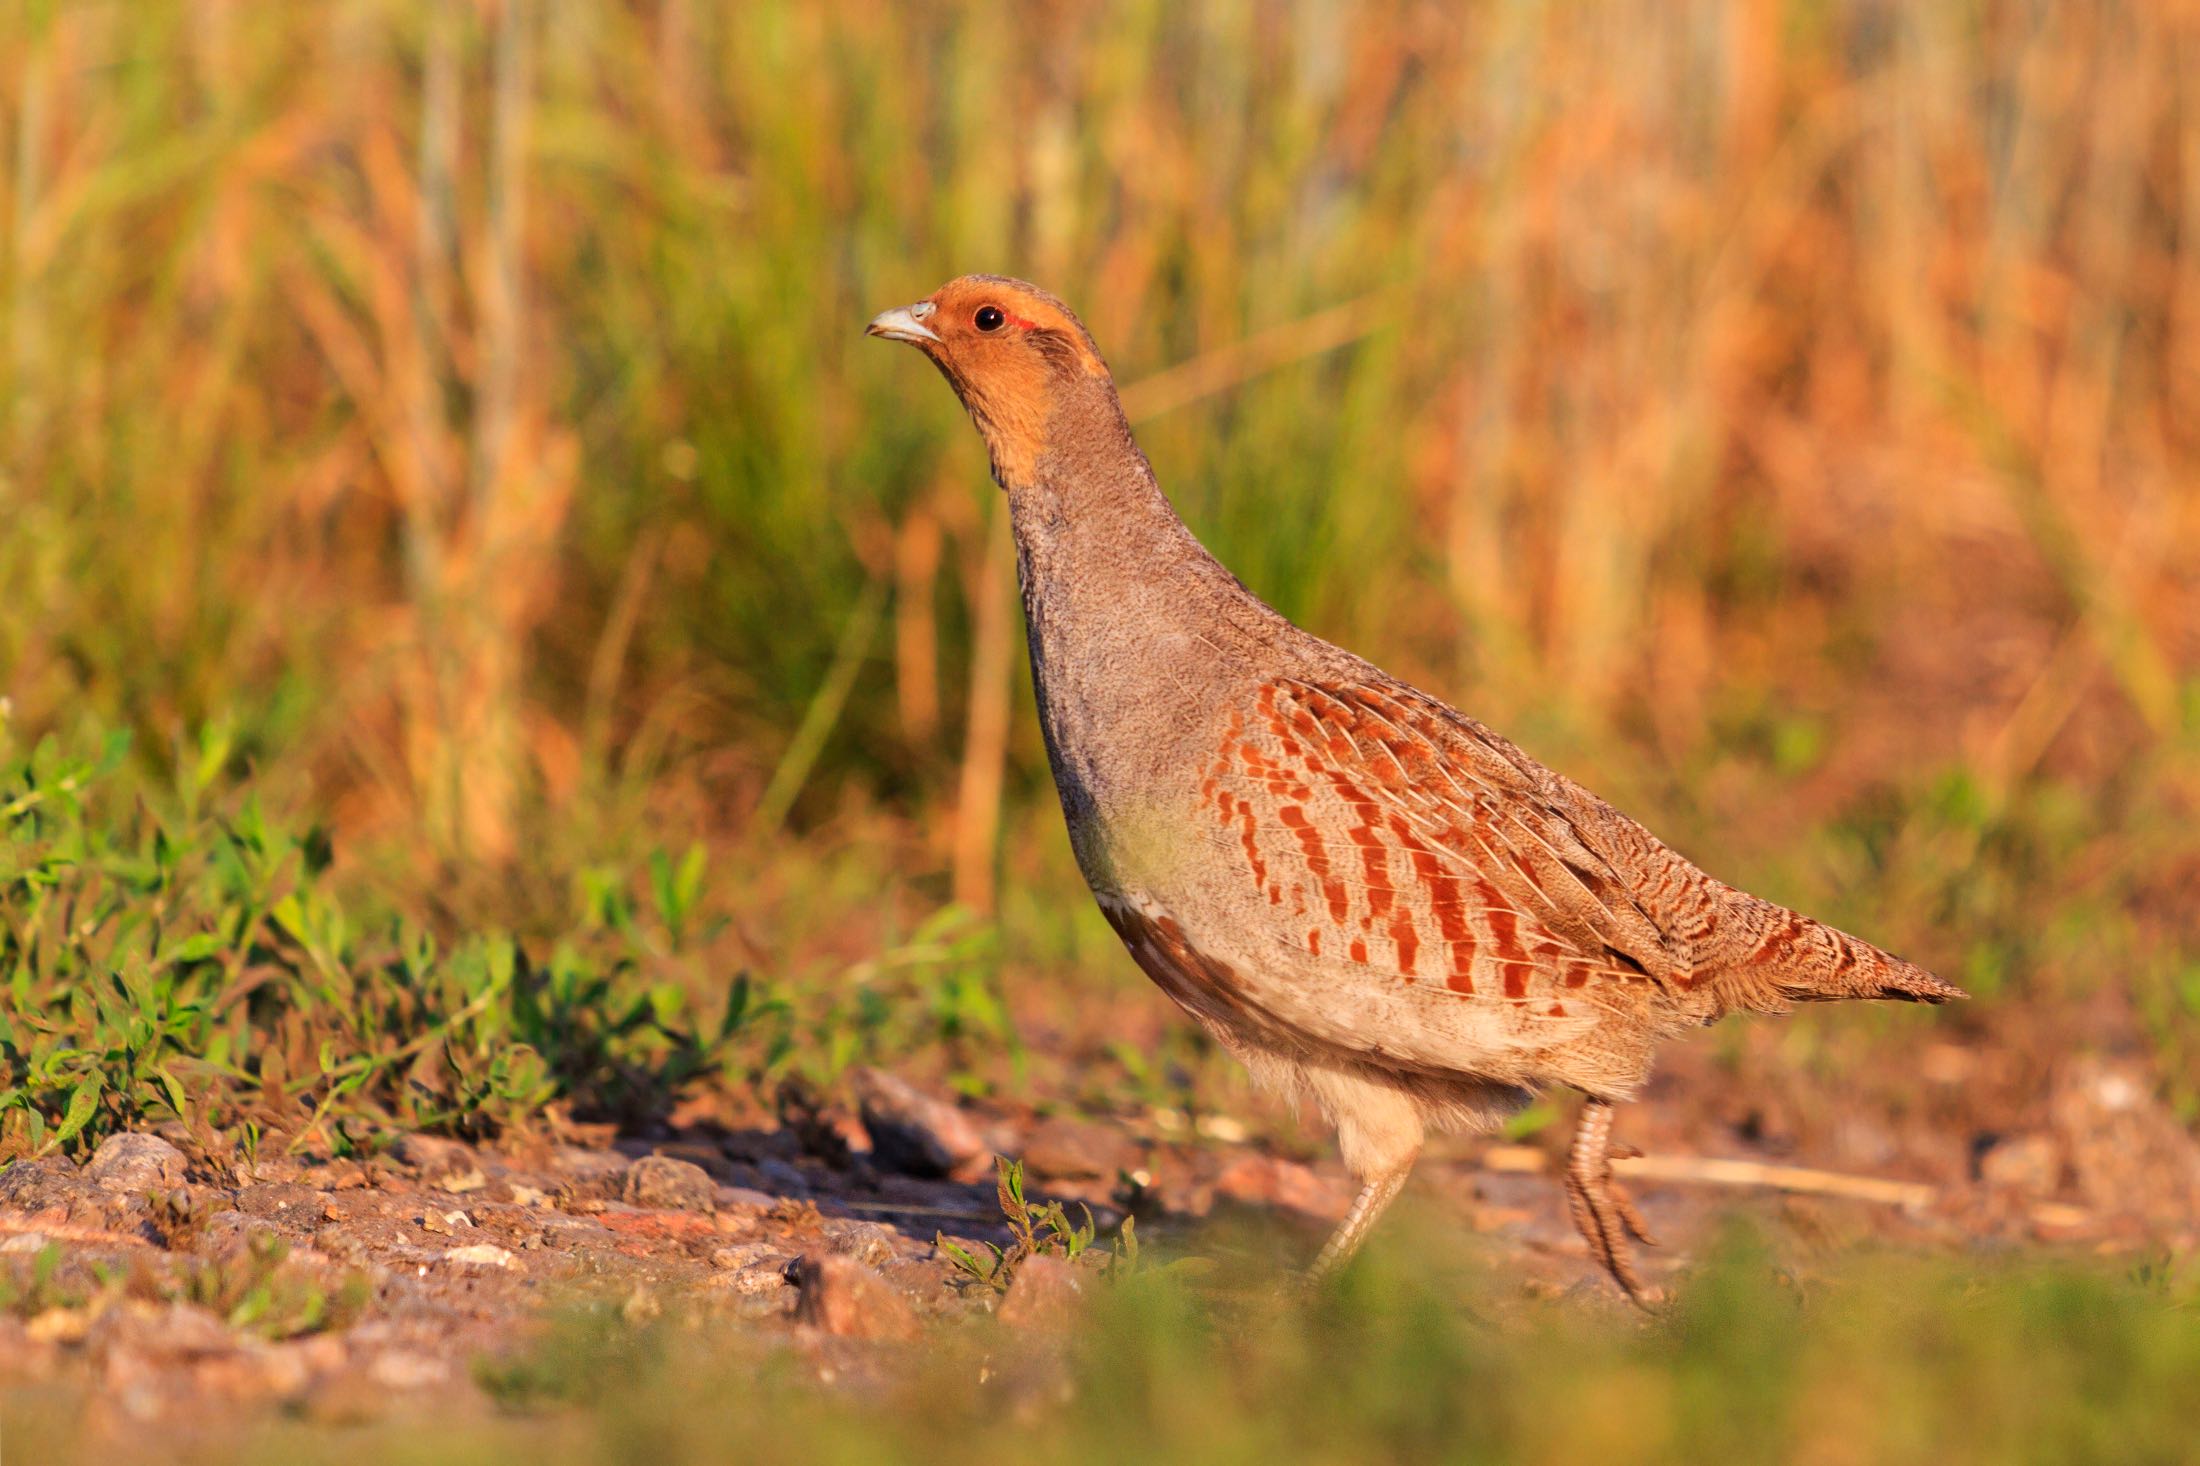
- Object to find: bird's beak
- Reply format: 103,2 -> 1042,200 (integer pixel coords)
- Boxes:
865,301 -> 941,345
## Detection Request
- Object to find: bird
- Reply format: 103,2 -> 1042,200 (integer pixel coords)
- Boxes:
867,276 -> 1963,1304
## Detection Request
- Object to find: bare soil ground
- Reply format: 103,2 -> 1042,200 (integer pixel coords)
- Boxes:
3,1016 -> 2196,1451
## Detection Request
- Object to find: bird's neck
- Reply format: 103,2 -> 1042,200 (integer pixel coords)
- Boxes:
1001,389 -> 1289,797
1002,393 -> 1235,635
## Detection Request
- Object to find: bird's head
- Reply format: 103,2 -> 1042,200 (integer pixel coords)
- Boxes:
866,275 -> 1117,489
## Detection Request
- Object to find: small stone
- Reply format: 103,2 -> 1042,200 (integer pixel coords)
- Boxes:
0,1157 -> 80,1213
755,1158 -> 811,1196
2029,1201 -> 2094,1239
996,1254 -> 1086,1332
1020,1116 -> 1137,1181
715,1261 -> 795,1297
1480,1144 -> 1548,1173
2051,1057 -> 2200,1225
716,1185 -> 776,1212
442,1243 -> 516,1269
552,1145 -> 630,1182
83,1132 -> 189,1192
791,1253 -> 919,1341
853,1068 -> 990,1178
710,1242 -> 786,1271
623,1155 -> 717,1213
436,1168 -> 488,1194
391,1134 -> 477,1180
0,1233 -> 49,1254
1975,1133 -> 2062,1196
1212,1155 -> 1348,1219
1193,1114 -> 1250,1143
822,1218 -> 900,1269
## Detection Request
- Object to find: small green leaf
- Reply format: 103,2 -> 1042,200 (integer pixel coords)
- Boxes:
164,931 -> 227,965
54,1074 -> 103,1146
156,1066 -> 189,1117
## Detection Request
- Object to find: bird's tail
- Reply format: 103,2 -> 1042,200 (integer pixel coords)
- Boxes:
1706,890 -> 1966,1014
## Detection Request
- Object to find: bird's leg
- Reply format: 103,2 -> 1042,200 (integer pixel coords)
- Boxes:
1306,1164 -> 1413,1283
1563,1097 -> 1662,1308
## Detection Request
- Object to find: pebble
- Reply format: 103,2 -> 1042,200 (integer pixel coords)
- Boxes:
755,1158 -> 811,1197
1020,1116 -> 1137,1181
716,1185 -> 777,1211
1212,1154 -> 1347,1219
2053,1058 -> 2200,1225
1975,1133 -> 2062,1196
791,1253 -> 920,1342
553,1146 -> 631,1182
710,1260 -> 795,1297
853,1068 -> 990,1178
390,1134 -> 477,1181
83,1132 -> 190,1192
623,1155 -> 717,1213
822,1219 -> 901,1269
442,1243 -> 516,1270
996,1254 -> 1086,1332
709,1242 -> 788,1271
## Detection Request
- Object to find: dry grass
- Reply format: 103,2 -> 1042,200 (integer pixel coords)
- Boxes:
0,0 -> 2194,1067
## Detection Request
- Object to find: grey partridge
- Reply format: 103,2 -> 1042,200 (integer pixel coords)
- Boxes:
868,277 -> 1963,1304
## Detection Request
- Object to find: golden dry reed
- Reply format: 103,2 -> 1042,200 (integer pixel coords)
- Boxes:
0,1 -> 2192,901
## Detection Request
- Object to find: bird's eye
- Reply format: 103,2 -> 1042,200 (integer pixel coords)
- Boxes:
974,305 -> 1005,332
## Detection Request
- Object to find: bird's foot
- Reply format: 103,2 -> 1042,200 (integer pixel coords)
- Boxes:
1304,1165 -> 1413,1286
1564,1098 -> 1664,1310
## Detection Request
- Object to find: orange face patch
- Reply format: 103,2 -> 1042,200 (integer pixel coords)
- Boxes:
902,276 -> 1111,487
925,277 -> 1107,376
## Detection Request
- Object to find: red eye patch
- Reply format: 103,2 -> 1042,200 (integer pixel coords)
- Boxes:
1002,311 -> 1042,332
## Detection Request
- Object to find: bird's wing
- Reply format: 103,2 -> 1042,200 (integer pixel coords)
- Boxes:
1151,676 -> 1684,1078
1282,677 -> 1691,984
1251,676 -> 1961,1015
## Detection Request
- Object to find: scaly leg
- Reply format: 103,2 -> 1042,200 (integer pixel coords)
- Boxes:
1306,1164 -> 1413,1283
1563,1097 -> 1662,1308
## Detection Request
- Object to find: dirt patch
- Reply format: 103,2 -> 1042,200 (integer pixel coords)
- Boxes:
1,1024 -> 2194,1441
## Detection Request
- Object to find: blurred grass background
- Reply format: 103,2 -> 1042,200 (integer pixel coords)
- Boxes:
1,0 -> 2197,1112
